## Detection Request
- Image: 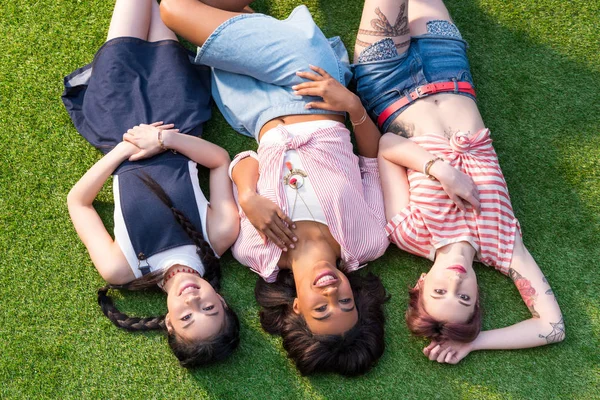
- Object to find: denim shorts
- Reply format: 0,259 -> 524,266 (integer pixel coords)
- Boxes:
353,21 -> 475,133
195,5 -> 352,140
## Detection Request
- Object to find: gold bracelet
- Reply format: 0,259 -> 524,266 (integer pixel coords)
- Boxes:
157,130 -> 177,154
351,109 -> 368,127
423,157 -> 444,180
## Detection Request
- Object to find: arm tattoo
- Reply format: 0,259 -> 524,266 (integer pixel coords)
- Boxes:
539,317 -> 565,344
356,5 -> 410,49
508,268 -> 540,318
387,120 -> 414,138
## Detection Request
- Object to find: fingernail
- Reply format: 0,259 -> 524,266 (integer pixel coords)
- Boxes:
305,105 -> 311,109
289,244 -> 295,249
292,85 -> 297,89
296,71 -> 301,75
293,236 -> 298,241
282,247 -> 288,252
292,225 -> 296,229
309,64 -> 315,68
293,91 -> 299,95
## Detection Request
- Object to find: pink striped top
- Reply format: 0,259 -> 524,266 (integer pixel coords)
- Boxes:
229,122 -> 389,282
385,129 -> 520,275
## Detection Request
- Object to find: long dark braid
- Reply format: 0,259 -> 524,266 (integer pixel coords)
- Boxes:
96,172 -> 239,367
138,173 -> 221,290
97,271 -> 166,331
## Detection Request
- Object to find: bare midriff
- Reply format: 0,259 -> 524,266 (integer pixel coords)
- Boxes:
258,113 -> 345,142
390,93 -> 486,138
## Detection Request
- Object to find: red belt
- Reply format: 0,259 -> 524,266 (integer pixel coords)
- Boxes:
377,81 -> 476,129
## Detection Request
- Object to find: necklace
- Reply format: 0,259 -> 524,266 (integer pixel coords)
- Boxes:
162,265 -> 201,285
283,161 -> 340,260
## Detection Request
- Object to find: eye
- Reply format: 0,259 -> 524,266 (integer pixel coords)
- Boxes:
202,305 -> 215,311
180,314 -> 191,321
315,305 -> 327,312
434,289 -> 447,295
459,294 -> 471,301
339,298 -> 351,304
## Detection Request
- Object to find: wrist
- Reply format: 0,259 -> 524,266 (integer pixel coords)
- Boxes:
160,130 -> 176,150
114,142 -> 135,159
347,96 -> 364,120
423,157 -> 445,180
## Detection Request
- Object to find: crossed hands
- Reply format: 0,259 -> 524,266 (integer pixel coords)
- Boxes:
423,339 -> 474,364
118,121 -> 179,161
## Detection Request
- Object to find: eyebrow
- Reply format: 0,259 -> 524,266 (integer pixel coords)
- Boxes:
429,295 -> 471,307
312,306 -> 355,321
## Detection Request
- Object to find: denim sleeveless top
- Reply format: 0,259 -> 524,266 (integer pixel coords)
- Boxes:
114,153 -> 203,275
195,5 -> 352,140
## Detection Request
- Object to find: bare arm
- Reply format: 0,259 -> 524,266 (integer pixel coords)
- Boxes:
230,155 -> 297,251
66,142 -> 138,285
294,65 -> 380,157
379,132 -> 481,214
161,131 -> 240,256
424,234 -> 564,364
123,124 -> 240,256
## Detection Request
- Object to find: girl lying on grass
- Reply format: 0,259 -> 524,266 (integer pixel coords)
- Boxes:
159,0 -> 389,375
351,0 -> 564,362
63,0 -> 240,368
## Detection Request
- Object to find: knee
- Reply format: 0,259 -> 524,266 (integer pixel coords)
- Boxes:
159,0 -> 183,29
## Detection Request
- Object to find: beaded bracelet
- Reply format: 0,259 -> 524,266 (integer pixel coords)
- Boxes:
423,157 -> 444,180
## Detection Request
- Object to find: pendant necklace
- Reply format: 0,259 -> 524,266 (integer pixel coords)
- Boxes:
283,161 -> 340,261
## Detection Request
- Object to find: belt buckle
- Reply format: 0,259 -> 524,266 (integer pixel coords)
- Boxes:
414,86 -> 425,98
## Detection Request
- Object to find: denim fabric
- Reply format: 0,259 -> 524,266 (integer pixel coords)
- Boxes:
353,22 -> 475,133
195,5 -> 352,140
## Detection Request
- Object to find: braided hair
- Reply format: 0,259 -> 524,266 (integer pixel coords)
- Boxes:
97,173 -> 239,367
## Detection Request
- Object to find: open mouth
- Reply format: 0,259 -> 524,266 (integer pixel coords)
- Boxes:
179,283 -> 200,296
313,272 -> 338,287
447,265 -> 467,274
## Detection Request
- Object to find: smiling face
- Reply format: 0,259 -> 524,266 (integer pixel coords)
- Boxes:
164,268 -> 226,341
292,261 -> 358,335
421,262 -> 478,324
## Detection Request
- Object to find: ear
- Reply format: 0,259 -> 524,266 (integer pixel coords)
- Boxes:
165,313 -> 174,334
217,293 -> 227,309
292,298 -> 301,315
414,273 -> 426,289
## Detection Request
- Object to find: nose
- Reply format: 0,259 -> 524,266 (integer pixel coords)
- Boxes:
184,294 -> 201,305
322,285 -> 338,297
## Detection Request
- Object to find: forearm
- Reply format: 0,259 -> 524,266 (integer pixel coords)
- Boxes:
348,98 -> 380,158
379,132 -> 443,175
161,131 -> 230,169
230,156 -> 260,203
67,143 -> 130,207
473,316 -> 565,351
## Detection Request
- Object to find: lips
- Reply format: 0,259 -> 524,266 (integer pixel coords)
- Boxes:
313,271 -> 338,287
447,265 -> 467,274
178,283 -> 200,296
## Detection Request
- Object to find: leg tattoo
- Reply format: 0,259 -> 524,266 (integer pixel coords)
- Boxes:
509,268 -> 540,318
357,5 -> 410,49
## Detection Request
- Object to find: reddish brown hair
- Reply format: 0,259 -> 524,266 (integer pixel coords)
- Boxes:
405,286 -> 482,342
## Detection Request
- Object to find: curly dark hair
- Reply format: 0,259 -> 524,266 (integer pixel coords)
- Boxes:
96,174 -> 239,367
405,285 -> 481,342
255,269 -> 388,376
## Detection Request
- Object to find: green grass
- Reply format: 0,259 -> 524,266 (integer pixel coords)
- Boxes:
1,0 -> 598,398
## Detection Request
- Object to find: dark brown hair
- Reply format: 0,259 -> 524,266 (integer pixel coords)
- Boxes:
97,174 -> 239,367
405,285 -> 481,342
255,269 -> 388,376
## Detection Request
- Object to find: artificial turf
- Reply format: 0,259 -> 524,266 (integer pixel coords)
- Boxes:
1,0 -> 598,398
